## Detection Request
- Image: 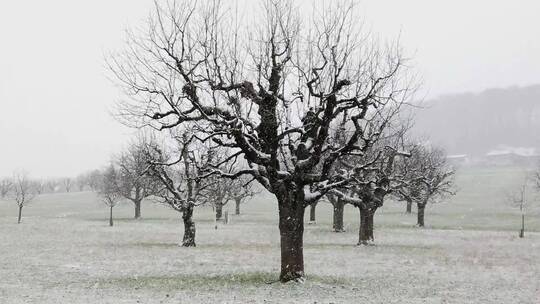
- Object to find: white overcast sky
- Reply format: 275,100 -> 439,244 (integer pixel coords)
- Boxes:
0,0 -> 539,178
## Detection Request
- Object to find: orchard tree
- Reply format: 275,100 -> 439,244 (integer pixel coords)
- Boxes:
109,0 -> 415,282
63,177 -> 72,193
144,132 -> 214,247
395,144 -> 455,227
116,138 -> 160,219
46,179 -> 59,193
327,194 -> 347,232
507,179 -> 530,238
0,178 -> 13,199
32,179 -> 45,195
229,176 -> 258,215
75,174 -> 88,192
207,175 -> 233,221
12,171 -> 37,224
98,165 -> 123,227
87,170 -> 103,192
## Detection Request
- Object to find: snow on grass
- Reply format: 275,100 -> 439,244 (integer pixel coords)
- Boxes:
0,166 -> 539,303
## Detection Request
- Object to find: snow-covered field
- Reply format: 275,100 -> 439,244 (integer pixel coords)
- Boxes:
1,166 -> 539,303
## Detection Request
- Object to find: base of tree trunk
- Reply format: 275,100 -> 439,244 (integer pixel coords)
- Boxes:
182,240 -> 196,247
519,229 -> 524,238
235,199 -> 241,215
278,195 -> 305,283
357,240 -> 375,246
134,201 -> 142,219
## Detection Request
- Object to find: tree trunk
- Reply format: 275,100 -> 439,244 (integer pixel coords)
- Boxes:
235,198 -> 241,215
406,200 -> 412,214
519,214 -> 525,238
182,204 -> 196,247
215,203 -> 223,221
332,198 -> 345,232
417,203 -> 425,227
109,206 -> 114,227
367,208 -> 377,241
17,206 -> 23,224
358,207 -> 370,245
277,191 -> 305,282
309,202 -> 317,223
134,200 -> 142,219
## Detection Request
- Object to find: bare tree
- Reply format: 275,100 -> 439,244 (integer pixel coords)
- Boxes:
207,175 -> 233,221
12,171 -> 37,224
46,179 -> 59,193
87,170 -> 103,192
229,176 -> 258,216
116,137 -> 160,219
394,144 -> 455,227
63,177 -> 72,193
0,178 -> 13,199
507,179 -> 529,238
109,0 -> 415,282
145,132 -> 214,247
326,194 -> 347,232
31,179 -> 45,195
97,165 -> 123,227
75,174 -> 88,192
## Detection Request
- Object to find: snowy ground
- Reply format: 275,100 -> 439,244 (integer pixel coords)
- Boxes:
1,166 -> 539,303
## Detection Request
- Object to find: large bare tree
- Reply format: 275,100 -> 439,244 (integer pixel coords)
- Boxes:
109,0 -> 415,282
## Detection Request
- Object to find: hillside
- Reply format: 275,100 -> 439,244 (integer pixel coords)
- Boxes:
413,85 -> 540,156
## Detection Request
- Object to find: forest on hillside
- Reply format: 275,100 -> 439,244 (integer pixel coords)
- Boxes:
414,85 -> 540,156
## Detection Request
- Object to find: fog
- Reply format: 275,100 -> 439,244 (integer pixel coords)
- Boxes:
1,0 -> 539,177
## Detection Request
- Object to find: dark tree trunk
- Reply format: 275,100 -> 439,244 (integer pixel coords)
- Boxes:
182,204 -> 196,247
309,202 -> 317,222
358,207 -> 370,245
235,198 -> 241,215
215,203 -> 223,221
417,203 -> 425,227
277,191 -> 305,282
332,198 -> 345,232
519,214 -> 525,238
109,206 -> 114,227
406,200 -> 412,214
367,208 -> 377,241
17,206 -> 23,224
134,200 -> 142,219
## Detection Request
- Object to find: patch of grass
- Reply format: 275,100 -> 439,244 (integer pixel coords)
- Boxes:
97,272 -> 355,291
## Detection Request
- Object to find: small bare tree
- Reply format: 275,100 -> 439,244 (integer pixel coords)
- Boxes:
144,132 -> 214,247
63,177 -> 72,193
0,178 -> 13,199
32,179 -> 45,195
116,137 -> 160,219
75,174 -> 88,192
87,170 -> 103,192
394,144 -> 455,227
98,165 -> 123,227
229,176 -> 258,216
45,179 -> 59,193
507,180 -> 529,238
12,171 -> 37,224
